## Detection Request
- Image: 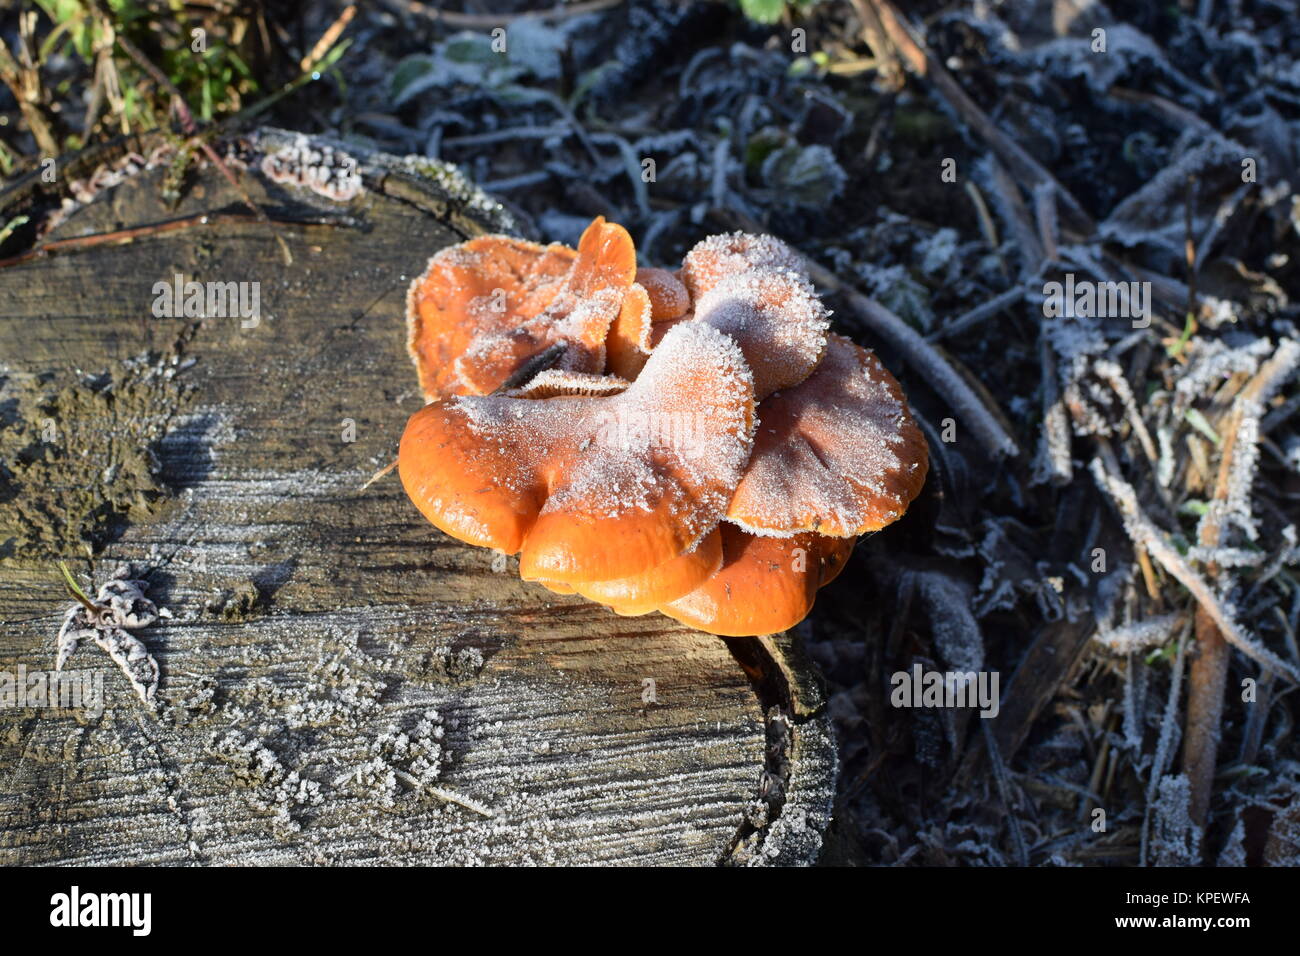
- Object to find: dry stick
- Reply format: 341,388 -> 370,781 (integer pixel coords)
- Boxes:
1140,621 -> 1190,866
0,212 -> 339,270
358,459 -> 398,493
870,0 -> 1094,234
1088,452 -> 1300,686
927,286 -> 1024,342
0,32 -> 60,158
983,156 -> 1044,273
981,720 -> 1029,866
1181,338 -> 1300,827
1108,86 -> 1213,133
847,0 -> 905,90
1034,182 -> 1060,264
389,0 -> 622,28
301,4 -> 357,72
963,181 -> 1011,281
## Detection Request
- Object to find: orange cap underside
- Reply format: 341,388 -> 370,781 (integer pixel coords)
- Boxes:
659,525 -> 854,636
407,217 -> 637,401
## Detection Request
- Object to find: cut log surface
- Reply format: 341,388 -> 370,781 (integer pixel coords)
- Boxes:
0,129 -> 836,865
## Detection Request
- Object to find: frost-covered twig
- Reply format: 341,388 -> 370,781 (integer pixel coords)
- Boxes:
1140,621 -> 1187,867
1089,457 -> 1300,684
1095,359 -> 1159,468
1033,336 -> 1073,485
927,285 -> 1024,343
1094,614 -> 1182,655
1179,338 -> 1300,826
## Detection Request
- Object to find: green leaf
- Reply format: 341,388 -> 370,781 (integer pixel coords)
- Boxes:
58,561 -> 92,607
739,0 -> 786,24
389,54 -> 437,105
1185,408 -> 1221,447
0,214 -> 28,244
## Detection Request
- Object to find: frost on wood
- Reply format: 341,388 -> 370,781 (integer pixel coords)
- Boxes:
56,569 -> 167,707
338,709 -> 449,810
207,730 -> 323,839
259,132 -> 363,202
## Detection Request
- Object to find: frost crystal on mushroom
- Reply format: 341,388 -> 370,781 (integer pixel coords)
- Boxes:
395,218 -> 928,636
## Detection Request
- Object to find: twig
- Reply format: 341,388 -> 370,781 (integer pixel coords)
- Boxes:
927,286 -> 1023,342
847,0 -> 904,90
0,212 -> 345,270
387,0 -> 622,28
301,4 -> 356,73
1181,338 -> 1300,827
1108,86 -> 1213,133
981,720 -> 1029,865
1140,621 -> 1189,866
1089,453 -> 1300,685
358,458 -> 398,493
0,21 -> 60,157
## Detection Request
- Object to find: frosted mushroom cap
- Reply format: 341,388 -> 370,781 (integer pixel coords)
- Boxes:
727,334 -> 929,538
406,217 -> 636,401
604,282 -> 655,381
398,321 -> 756,584
635,267 -> 690,321
679,231 -> 808,300
691,267 -> 830,399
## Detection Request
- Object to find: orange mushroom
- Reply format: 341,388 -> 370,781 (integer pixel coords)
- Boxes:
406,216 -> 636,400
689,267 -> 829,399
397,219 -> 928,638
635,267 -> 690,321
679,231 -> 807,300
657,525 -> 853,636
398,321 -> 755,584
604,282 -> 655,380
604,269 -> 693,381
538,525 -> 724,616
727,334 -> 928,537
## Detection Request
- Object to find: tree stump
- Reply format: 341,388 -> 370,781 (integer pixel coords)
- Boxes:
0,128 -> 836,865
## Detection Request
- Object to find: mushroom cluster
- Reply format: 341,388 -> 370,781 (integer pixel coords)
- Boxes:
398,218 -> 927,636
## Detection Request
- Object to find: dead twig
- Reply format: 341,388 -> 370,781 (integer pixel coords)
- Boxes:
384,0 -> 622,29
1181,337 -> 1300,827
1089,451 -> 1300,687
